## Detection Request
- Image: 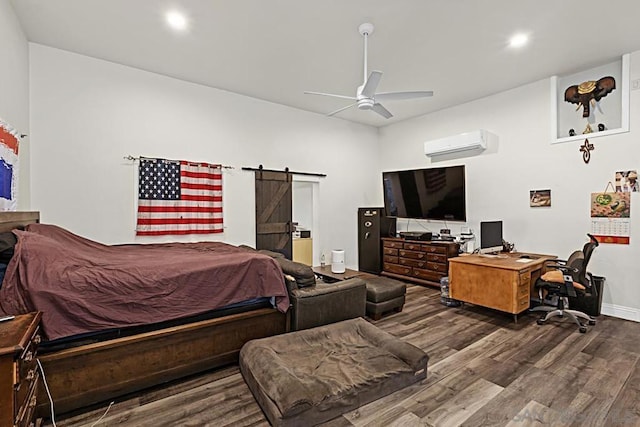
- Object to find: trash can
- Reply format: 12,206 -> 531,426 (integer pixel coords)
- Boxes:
569,275 -> 605,316
440,276 -> 461,307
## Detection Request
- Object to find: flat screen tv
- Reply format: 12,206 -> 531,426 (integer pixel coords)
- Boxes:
382,165 -> 466,221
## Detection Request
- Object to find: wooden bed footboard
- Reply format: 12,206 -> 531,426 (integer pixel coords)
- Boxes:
37,307 -> 287,416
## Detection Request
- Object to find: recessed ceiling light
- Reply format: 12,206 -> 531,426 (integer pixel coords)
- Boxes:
166,11 -> 188,31
509,33 -> 529,48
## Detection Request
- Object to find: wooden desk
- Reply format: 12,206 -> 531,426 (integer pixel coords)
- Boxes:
448,252 -> 555,321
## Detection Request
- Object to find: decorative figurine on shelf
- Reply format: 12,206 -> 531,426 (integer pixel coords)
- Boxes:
569,128 -> 576,136
579,138 -> 595,164
598,123 -> 606,132
583,123 -> 593,134
564,76 -> 616,118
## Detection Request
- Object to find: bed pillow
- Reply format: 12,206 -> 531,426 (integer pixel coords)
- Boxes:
0,232 -> 17,264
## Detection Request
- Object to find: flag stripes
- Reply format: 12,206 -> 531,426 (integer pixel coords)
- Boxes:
136,158 -> 223,236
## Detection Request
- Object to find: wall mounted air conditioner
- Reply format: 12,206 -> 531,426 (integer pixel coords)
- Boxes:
424,129 -> 492,157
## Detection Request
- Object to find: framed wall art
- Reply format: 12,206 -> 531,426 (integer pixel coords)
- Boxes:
550,54 -> 629,144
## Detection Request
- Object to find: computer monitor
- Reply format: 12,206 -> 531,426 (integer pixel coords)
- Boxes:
479,221 -> 503,254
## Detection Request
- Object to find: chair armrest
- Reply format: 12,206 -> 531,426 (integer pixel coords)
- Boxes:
290,278 -> 365,299
289,278 -> 366,331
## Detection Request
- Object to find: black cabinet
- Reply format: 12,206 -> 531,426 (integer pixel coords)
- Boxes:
358,208 -> 396,274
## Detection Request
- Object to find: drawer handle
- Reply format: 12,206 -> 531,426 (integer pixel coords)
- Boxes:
33,334 -> 42,345
418,262 -> 425,267
24,351 -> 33,362
29,395 -> 37,408
27,369 -> 36,381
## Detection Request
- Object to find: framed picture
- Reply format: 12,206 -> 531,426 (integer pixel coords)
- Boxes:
550,54 -> 629,144
530,189 -> 551,207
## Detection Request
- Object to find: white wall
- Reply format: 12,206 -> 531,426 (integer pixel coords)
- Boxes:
0,0 -> 30,209
28,44 -> 379,269
378,51 -> 640,321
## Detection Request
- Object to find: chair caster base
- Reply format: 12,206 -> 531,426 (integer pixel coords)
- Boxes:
536,319 -> 545,325
579,326 -> 587,333
588,319 -> 596,325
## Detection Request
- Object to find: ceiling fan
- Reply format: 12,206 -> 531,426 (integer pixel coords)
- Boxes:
304,23 -> 433,119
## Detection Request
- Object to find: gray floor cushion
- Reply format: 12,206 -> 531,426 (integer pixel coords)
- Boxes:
239,317 -> 428,426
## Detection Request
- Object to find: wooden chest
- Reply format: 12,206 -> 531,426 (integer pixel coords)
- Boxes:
0,312 -> 42,427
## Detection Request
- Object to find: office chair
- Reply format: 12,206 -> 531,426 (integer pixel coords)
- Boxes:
531,234 -> 599,333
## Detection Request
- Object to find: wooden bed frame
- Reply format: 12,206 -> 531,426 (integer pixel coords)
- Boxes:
0,212 -> 288,416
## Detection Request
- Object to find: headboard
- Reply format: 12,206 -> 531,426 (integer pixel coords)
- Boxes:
0,211 -> 40,233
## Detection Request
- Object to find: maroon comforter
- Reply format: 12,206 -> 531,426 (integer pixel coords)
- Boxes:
0,224 -> 289,340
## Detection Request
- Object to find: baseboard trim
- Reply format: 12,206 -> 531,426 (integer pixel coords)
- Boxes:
601,303 -> 640,322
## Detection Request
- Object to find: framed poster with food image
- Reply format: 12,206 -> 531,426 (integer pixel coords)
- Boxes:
530,189 -> 551,207
590,191 -> 630,244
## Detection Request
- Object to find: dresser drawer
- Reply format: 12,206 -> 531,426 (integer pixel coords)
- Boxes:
398,249 -> 426,260
17,327 -> 41,384
383,255 -> 399,264
422,244 -> 447,254
384,263 -> 412,276
15,372 -> 39,427
412,268 -> 442,282
426,253 -> 447,263
403,242 -> 423,251
399,258 -> 427,269
426,262 -> 448,273
383,247 -> 398,256
383,240 -> 404,249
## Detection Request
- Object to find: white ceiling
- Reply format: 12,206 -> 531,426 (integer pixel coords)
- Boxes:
10,0 -> 640,127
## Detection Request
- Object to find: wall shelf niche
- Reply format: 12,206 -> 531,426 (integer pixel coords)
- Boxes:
550,54 -> 629,144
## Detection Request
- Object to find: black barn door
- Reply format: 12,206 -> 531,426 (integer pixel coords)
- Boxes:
255,170 -> 292,259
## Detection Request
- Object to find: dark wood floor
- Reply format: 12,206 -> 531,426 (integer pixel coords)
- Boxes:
48,285 -> 640,427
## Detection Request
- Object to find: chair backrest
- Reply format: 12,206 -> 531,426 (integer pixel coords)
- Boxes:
573,234 -> 599,288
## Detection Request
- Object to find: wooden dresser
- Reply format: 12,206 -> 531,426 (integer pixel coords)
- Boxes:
381,238 -> 460,287
0,312 -> 42,427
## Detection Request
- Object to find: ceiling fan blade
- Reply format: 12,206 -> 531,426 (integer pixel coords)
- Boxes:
372,103 -> 393,119
375,91 -> 434,102
327,102 -> 358,117
304,91 -> 357,101
361,71 -> 383,98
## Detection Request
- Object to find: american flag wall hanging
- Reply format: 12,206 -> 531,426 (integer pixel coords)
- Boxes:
136,157 -> 223,236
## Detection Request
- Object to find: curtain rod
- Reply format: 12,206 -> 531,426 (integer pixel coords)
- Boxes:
124,155 -> 234,169
241,165 -> 326,177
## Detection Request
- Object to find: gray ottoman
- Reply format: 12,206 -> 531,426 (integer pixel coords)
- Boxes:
364,276 -> 407,320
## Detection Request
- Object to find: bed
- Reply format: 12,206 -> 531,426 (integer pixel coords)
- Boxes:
0,211 -> 290,416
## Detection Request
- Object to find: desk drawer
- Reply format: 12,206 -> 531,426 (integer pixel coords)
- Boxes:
516,295 -> 530,312
398,250 -> 425,260
383,240 -> 404,249
384,263 -> 411,276
517,282 -> 530,299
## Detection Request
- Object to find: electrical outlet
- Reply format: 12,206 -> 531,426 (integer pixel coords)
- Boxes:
632,78 -> 640,91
